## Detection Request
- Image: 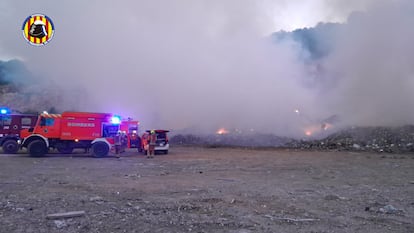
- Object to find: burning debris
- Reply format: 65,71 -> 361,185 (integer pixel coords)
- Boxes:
287,126 -> 414,153
171,127 -> 293,148
216,128 -> 229,135
171,125 -> 414,154
303,117 -> 337,138
171,133 -> 293,148
293,107 -> 339,138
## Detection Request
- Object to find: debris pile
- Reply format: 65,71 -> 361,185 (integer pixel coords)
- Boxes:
170,133 -> 292,148
169,134 -> 203,145
171,126 -> 414,153
289,126 -> 414,153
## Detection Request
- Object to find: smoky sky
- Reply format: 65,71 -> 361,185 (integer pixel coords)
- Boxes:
0,0 -> 413,137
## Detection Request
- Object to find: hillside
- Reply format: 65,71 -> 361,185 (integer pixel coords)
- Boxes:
0,59 -> 67,114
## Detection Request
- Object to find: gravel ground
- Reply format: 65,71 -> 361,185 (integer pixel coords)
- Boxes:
1,146 -> 413,233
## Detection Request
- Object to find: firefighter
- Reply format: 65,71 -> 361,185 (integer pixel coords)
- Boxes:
121,131 -> 128,152
147,130 -> 157,158
114,130 -> 122,158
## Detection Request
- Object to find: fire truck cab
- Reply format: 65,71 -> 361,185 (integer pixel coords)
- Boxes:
20,112 -> 123,157
0,109 -> 37,154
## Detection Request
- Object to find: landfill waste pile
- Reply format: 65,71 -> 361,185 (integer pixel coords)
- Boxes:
170,133 -> 293,148
287,126 -> 414,153
170,125 -> 414,153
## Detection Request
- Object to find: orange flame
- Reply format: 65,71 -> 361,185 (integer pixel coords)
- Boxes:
304,123 -> 334,136
216,128 -> 229,135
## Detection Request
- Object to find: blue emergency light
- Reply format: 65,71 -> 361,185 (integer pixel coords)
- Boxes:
111,115 -> 121,124
0,108 -> 10,114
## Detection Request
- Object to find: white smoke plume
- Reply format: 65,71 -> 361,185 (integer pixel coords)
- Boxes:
0,0 -> 413,137
319,1 -> 414,127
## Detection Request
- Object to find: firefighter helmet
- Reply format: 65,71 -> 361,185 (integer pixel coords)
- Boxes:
150,130 -> 155,134
29,20 -> 47,38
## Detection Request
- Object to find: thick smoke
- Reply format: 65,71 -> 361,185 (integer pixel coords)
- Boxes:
317,1 -> 414,127
0,0 -> 413,137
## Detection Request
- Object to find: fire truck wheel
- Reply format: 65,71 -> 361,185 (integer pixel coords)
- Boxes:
92,142 -> 109,157
28,140 -> 47,157
3,140 -> 19,154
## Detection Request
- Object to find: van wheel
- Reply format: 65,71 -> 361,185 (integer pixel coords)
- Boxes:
164,150 -> 168,155
28,140 -> 47,157
3,140 -> 19,154
92,142 -> 109,157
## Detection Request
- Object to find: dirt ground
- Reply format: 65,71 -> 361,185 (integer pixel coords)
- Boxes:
0,146 -> 413,233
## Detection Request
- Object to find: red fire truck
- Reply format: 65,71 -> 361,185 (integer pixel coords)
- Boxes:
20,112 -> 123,157
0,108 -> 37,154
120,119 -> 141,150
